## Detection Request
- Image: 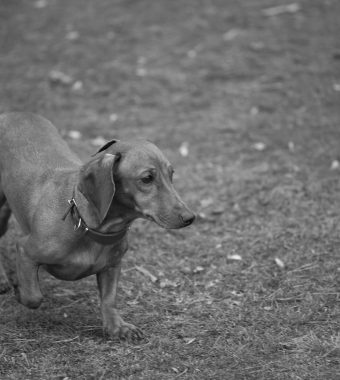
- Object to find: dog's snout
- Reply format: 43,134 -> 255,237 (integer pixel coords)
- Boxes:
180,212 -> 195,227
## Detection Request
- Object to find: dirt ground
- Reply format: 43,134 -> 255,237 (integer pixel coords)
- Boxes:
0,0 -> 339,379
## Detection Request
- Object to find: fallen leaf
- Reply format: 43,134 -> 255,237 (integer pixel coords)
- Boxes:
49,70 -> 73,86
68,130 -> 82,140
198,212 -> 207,220
333,83 -> 340,92
193,266 -> 204,273
72,81 -> 83,92
274,258 -> 285,269
223,28 -> 242,41
109,113 -> 118,123
33,0 -> 47,8
159,279 -> 178,288
200,197 -> 214,208
211,206 -> 224,215
331,160 -> 340,170
252,142 -> 266,151
126,291 -> 142,305
187,49 -> 197,58
179,142 -> 189,157
250,41 -> 265,50
205,280 -> 219,289
233,203 -> 241,212
230,290 -> 243,297
136,67 -> 147,77
227,254 -> 242,261
91,136 -> 107,147
180,266 -> 192,275
263,3 -> 301,17
66,30 -> 79,41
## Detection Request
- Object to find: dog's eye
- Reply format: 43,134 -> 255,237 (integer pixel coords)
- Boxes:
141,174 -> 154,184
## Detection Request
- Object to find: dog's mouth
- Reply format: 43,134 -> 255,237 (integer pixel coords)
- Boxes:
142,213 -> 194,229
143,213 -> 166,227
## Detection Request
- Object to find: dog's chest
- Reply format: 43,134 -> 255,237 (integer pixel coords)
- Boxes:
44,239 -> 128,280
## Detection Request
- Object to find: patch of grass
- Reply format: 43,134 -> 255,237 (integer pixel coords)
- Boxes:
1,0 -> 340,379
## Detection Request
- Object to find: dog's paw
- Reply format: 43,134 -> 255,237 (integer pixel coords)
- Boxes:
13,284 -> 42,309
104,321 -> 144,341
0,279 -> 11,294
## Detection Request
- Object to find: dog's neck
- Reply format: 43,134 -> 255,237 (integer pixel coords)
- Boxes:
101,198 -> 138,233
72,189 -> 137,236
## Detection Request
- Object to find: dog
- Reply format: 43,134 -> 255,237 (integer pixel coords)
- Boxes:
0,112 -> 195,340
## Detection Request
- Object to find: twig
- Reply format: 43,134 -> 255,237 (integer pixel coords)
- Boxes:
311,292 -> 339,295
274,297 -> 303,303
322,347 -> 339,358
287,263 -> 318,273
54,336 -> 79,344
122,266 -> 136,273
135,265 -> 158,283
212,335 -> 221,349
0,348 -> 6,359
175,368 -> 188,378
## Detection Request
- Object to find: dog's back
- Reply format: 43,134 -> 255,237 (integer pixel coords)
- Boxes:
0,113 -> 81,173
0,113 -> 81,233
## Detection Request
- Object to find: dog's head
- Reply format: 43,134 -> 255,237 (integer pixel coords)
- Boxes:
77,139 -> 195,229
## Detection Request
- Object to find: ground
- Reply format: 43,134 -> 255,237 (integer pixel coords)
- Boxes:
0,0 -> 339,379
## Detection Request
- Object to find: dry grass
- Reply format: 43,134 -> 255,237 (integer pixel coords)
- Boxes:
0,0 -> 340,379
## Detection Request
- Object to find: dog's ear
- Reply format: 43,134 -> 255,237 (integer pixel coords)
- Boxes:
78,153 -> 121,223
92,139 -> 119,156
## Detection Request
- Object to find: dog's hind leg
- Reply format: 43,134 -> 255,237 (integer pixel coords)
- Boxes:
0,197 -> 12,294
14,238 -> 42,309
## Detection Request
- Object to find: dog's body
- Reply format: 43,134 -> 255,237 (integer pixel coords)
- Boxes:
0,112 -> 194,339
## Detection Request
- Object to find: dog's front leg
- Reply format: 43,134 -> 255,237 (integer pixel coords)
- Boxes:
97,264 -> 143,340
15,240 -> 43,309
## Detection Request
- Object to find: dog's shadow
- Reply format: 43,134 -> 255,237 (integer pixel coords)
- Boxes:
1,274 -> 106,342
10,298 -> 106,343
1,264 -> 143,344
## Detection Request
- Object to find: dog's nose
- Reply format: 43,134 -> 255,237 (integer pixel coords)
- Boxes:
181,212 -> 195,226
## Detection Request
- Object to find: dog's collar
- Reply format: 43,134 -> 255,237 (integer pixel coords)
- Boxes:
62,193 -> 128,245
